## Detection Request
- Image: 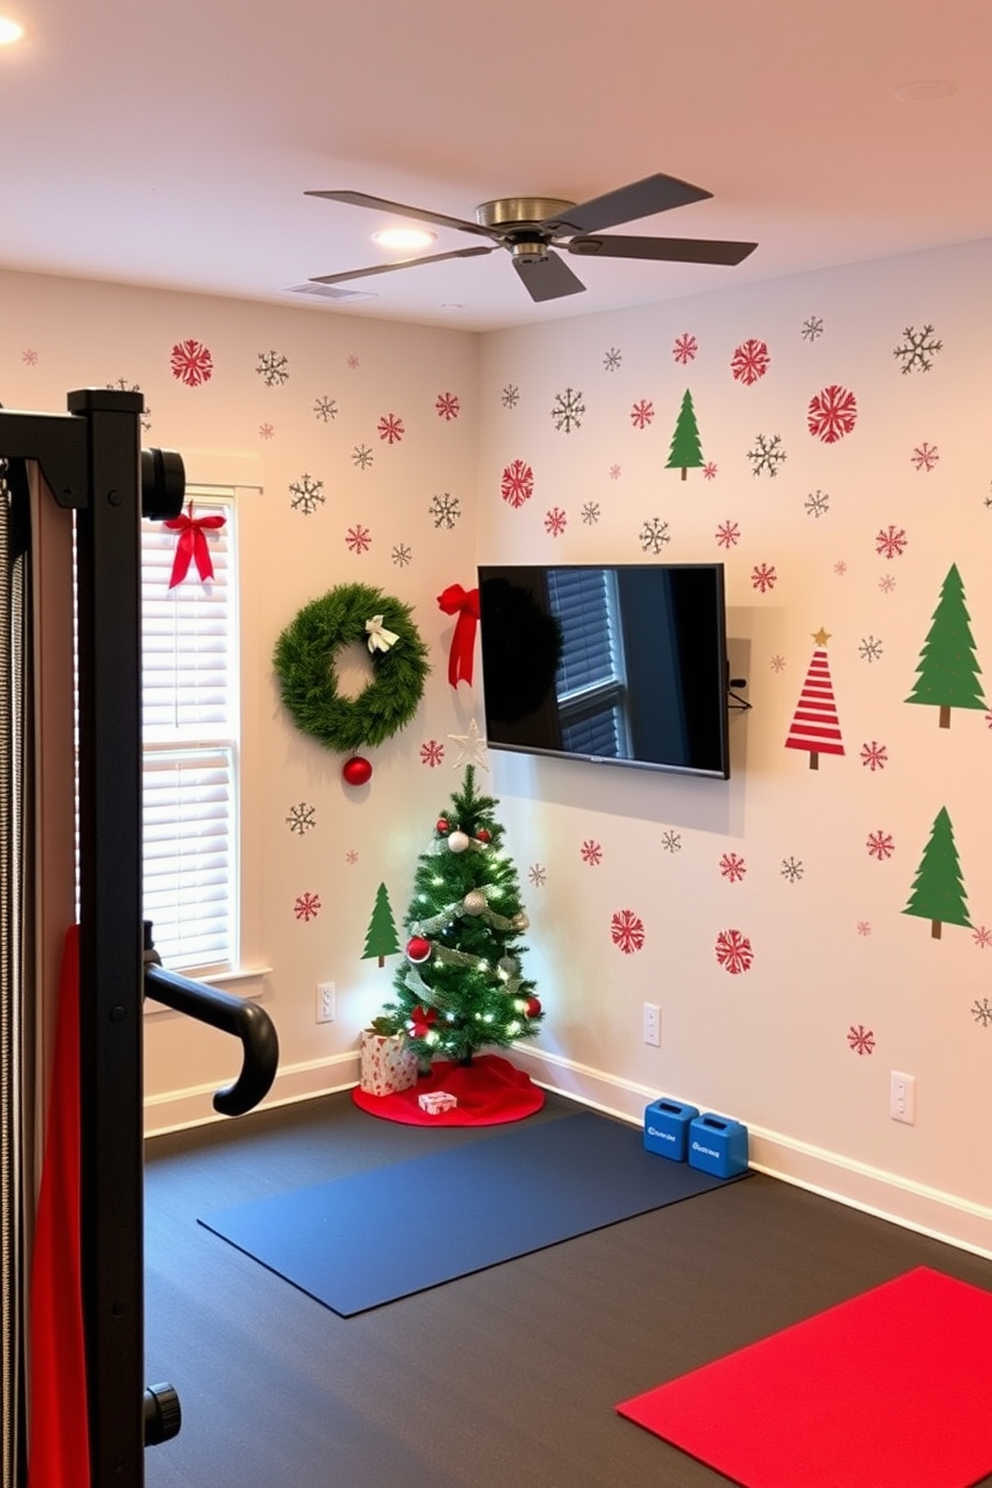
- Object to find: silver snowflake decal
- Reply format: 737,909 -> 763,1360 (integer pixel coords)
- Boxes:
289,472 -> 324,514
639,517 -> 671,554
770,654 -> 786,672
501,384 -> 520,408
420,739 -> 445,767
801,315 -> 824,341
875,524 -> 907,558
893,324 -> 942,374
352,444 -> 374,469
748,433 -> 787,477
805,489 -> 830,518
293,891 -> 322,922
345,524 -> 372,554
780,857 -> 804,883
866,829 -> 894,860
581,839 -> 603,866
972,998 -> 992,1026
715,520 -> 741,548
286,802 -> 317,835
719,852 -> 747,883
429,492 -> 461,529
581,502 -> 601,524
879,574 -> 897,594
911,441 -> 939,472
529,863 -> 547,887
551,386 -> 585,433
603,347 -> 622,371
257,350 -> 289,387
391,543 -> 412,567
859,635 -> 884,663
544,506 -> 567,537
672,332 -> 698,364
661,829 -> 682,853
313,395 -> 338,422
847,1024 -> 876,1056
860,740 -> 888,771
630,399 -> 654,429
106,378 -> 152,431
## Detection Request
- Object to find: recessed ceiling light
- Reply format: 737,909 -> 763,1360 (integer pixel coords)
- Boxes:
0,14 -> 27,44
372,227 -> 437,251
894,79 -> 958,102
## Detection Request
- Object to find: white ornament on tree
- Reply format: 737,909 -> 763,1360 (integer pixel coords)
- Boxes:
447,830 -> 470,854
463,890 -> 487,916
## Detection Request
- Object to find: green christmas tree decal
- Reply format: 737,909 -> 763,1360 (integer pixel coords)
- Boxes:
903,806 -> 971,940
380,764 -> 543,1066
362,882 -> 401,967
905,563 -> 986,728
665,388 -> 704,480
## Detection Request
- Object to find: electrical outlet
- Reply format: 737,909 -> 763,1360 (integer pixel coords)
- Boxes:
643,1002 -> 661,1047
889,1070 -> 915,1125
316,982 -> 336,1024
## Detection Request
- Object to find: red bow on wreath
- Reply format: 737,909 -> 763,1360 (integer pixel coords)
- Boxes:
437,583 -> 480,687
409,1005 -> 438,1040
164,503 -> 226,589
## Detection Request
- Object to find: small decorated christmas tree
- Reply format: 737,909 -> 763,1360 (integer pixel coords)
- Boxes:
380,765 -> 543,1066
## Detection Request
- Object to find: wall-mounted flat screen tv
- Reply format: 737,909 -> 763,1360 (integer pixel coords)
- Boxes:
477,563 -> 730,780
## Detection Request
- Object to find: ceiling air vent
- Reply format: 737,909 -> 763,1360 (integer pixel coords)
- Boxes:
282,282 -> 376,302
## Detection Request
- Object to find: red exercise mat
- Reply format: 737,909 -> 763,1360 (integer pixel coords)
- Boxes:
617,1266 -> 992,1488
352,1053 -> 544,1125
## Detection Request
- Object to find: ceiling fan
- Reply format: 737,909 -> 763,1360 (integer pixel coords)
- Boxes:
306,173 -> 758,303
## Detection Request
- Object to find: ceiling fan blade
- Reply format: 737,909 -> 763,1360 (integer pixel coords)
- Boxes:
311,245 -> 495,287
306,189 -> 500,241
512,251 -> 586,303
566,234 -> 758,267
543,173 -> 713,235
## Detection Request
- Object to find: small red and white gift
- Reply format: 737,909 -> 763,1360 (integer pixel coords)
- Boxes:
359,1030 -> 418,1097
417,1090 -> 458,1115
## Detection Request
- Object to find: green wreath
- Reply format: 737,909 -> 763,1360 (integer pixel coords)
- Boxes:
274,583 -> 430,753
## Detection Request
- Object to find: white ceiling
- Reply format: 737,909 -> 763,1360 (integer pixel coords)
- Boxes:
1,0 -> 991,332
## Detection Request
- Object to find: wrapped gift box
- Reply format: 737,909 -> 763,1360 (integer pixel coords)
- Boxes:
359,1030 -> 418,1097
418,1090 -> 458,1115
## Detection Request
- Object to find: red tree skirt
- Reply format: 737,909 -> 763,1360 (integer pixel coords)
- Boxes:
352,1054 -> 544,1126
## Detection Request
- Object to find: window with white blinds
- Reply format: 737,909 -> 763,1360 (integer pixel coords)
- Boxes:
546,567 -> 630,758
140,493 -> 238,973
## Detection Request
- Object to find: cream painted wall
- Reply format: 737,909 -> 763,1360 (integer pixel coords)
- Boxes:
3,240 -> 990,1251
477,237 -> 992,1248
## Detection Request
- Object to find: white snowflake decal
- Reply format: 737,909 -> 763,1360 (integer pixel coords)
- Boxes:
603,347 -> 622,371
170,338 -> 213,387
420,739 -> 445,767
893,324 -> 942,374
875,524 -> 907,558
639,517 -> 670,554
289,473 -> 324,514
860,740 -> 888,771
780,857 -> 804,883
661,830 -> 682,853
286,802 -> 316,835
751,563 -> 777,593
805,489 -> 830,518
770,654 -> 786,673
911,441 -> 939,472
715,928 -> 753,975
429,493 -> 461,529
859,635 -> 884,663
256,350 -> 289,387
551,387 -> 585,433
528,863 -> 547,887
748,433 -> 787,477
866,830 -> 895,861
611,908 -> 645,955
544,506 -> 567,537
801,316 -> 824,341
672,333 -> 698,364
719,852 -> 747,883
630,399 -> 655,429
731,338 -> 770,386
345,524 -> 372,554
313,395 -> 338,422
501,384 -> 520,408
715,520 -> 740,548
879,574 -> 897,594
581,839 -> 603,866
847,1024 -> 876,1056
293,891 -> 321,922
352,444 -> 374,469
501,459 -> 534,507
377,412 -> 405,444
391,543 -> 412,567
581,502 -> 601,524
972,998 -> 992,1026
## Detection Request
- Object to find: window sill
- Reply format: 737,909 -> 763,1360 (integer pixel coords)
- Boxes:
143,965 -> 273,1017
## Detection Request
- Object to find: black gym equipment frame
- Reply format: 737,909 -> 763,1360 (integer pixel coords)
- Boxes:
0,390 -> 278,1487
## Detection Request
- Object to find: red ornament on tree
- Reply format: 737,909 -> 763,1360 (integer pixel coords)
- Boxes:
406,935 -> 432,964
526,996 -> 542,1018
476,829 -> 491,843
342,755 -> 373,786
436,818 -> 450,835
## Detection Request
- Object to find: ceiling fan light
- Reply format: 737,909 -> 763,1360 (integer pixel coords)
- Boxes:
372,227 -> 437,251
0,14 -> 27,44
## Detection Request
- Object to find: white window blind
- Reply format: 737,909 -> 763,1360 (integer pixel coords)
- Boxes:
546,567 -> 630,758
140,494 -> 238,973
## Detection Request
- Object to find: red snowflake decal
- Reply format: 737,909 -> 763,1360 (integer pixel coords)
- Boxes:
420,739 -> 445,767
911,441 -> 939,472
435,391 -> 460,420
345,524 -> 372,554
715,928 -> 753,975
611,908 -> 645,955
719,852 -> 747,882
293,891 -> 321,922
703,461 -> 718,480
834,560 -> 848,575
856,920 -> 872,936
860,740 -> 888,771
770,654 -> 786,672
731,338 -> 770,385
630,399 -> 655,429
807,384 -> 857,443
973,926 -> 992,949
22,348 -> 39,366
847,1024 -> 876,1056
866,830 -> 895,861
544,506 -> 567,537
581,839 -> 603,866
609,464 -> 621,480
345,849 -> 359,864
672,333 -> 698,365
875,525 -> 907,559
501,459 -> 534,507
259,422 -> 274,440
715,520 -> 740,548
751,563 -> 777,593
377,412 -> 405,444
170,339 -> 213,387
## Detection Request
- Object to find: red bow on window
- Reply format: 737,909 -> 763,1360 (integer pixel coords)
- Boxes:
437,583 -> 480,687
164,503 -> 226,589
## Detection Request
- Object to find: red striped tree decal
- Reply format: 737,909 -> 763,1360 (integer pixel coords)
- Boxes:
785,630 -> 845,770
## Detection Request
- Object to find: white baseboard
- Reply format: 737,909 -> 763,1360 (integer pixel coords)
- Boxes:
144,1042 -> 992,1262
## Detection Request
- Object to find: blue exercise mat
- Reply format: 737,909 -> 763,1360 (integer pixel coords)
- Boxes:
198,1111 -> 745,1316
